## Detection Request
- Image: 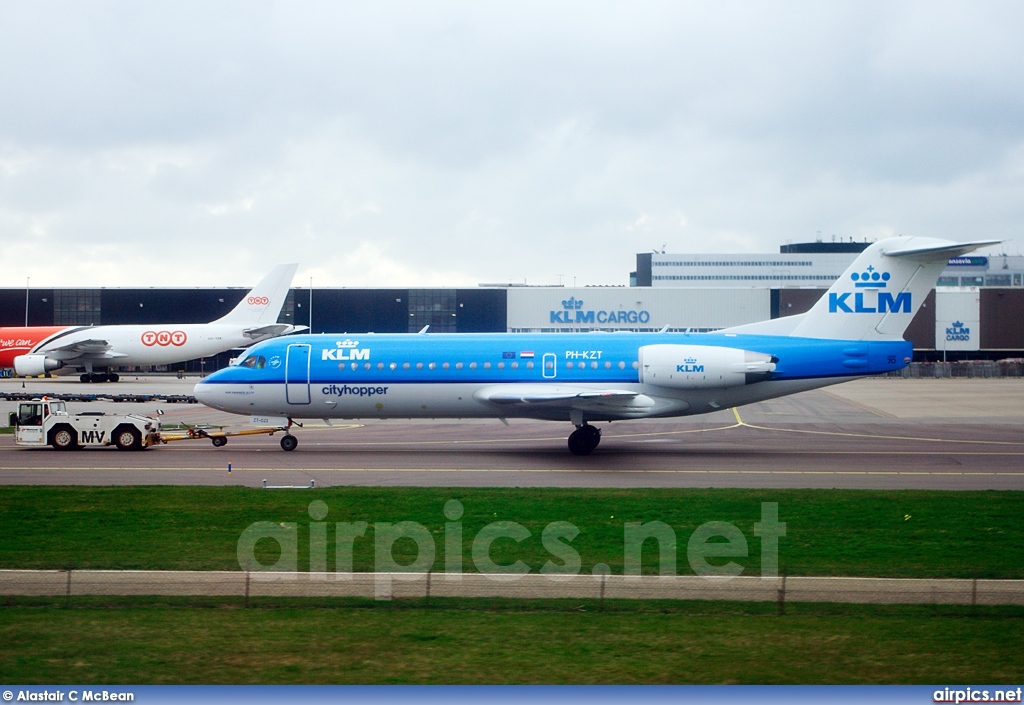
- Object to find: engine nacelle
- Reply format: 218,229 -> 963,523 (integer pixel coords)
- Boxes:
13,354 -> 64,377
639,344 -> 775,390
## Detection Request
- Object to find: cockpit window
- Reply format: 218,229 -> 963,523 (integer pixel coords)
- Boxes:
238,355 -> 267,369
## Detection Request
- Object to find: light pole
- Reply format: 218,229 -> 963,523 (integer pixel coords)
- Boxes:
24,277 -> 29,326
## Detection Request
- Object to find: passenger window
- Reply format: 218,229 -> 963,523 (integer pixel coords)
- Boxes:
483,362 -> 491,370
604,361 -> 611,369
390,362 -> 397,370
364,362 -> 371,370
416,362 -> 424,370
442,362 -> 450,370
378,362 -> 385,370
526,361 -> 534,370
429,362 -> 436,370
403,362 -> 410,370
456,362 -> 463,370
497,362 -> 505,370
469,362 -> 477,370
618,361 -> 625,369
590,361 -> 598,369
511,361 -> 518,370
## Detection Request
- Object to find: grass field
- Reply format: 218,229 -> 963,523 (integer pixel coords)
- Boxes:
2,600 -> 1022,684
1,486 -> 1022,577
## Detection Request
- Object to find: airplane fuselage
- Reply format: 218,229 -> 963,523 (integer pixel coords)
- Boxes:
194,331 -> 912,422
0,324 -> 273,370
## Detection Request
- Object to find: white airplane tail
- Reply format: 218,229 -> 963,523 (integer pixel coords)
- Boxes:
788,237 -> 999,341
215,264 -> 299,326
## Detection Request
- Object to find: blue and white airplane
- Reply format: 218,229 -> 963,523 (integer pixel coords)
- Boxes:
194,237 -> 996,454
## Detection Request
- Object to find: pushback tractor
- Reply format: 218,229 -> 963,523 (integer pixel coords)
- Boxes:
6,397 -> 293,450
8,398 -> 160,450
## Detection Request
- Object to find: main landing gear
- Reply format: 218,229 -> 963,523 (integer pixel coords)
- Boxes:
80,373 -> 119,383
567,423 -> 601,456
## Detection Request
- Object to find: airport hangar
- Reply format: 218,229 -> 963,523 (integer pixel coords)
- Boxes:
1,240 -> 1022,376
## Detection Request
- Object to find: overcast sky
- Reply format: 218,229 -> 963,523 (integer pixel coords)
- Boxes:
1,1 -> 1022,289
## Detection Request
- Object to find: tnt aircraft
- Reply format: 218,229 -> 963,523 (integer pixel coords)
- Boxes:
194,238 -> 995,454
1,264 -> 303,382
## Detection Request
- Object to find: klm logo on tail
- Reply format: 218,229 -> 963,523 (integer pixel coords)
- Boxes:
829,267 -> 911,314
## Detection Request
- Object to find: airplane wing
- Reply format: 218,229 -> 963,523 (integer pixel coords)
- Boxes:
473,385 -> 657,418
41,339 -> 126,359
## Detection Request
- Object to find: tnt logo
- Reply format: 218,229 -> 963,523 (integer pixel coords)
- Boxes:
247,296 -> 270,305
561,297 -> 584,310
829,264 -> 910,314
142,330 -> 188,346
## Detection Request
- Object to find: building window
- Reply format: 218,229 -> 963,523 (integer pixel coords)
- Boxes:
54,289 -> 101,326
408,289 -> 457,333
986,275 -> 1012,287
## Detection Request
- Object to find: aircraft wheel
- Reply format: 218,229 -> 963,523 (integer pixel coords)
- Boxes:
108,373 -> 120,382
211,436 -> 227,447
280,434 -> 298,452
80,374 -> 91,383
568,424 -> 601,456
50,425 -> 78,451
115,427 -> 142,451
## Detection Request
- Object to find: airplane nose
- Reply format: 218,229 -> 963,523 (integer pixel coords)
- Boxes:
193,380 -> 221,409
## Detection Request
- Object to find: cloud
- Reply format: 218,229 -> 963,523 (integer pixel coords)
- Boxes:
1,0 -> 1023,291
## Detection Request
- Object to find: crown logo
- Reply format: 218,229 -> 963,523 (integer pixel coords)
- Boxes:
336,339 -> 359,347
952,321 -> 963,328
684,357 -> 697,364
850,265 -> 891,288
561,297 -> 584,310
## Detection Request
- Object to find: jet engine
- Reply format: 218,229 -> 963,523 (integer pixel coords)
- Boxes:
13,354 -> 64,377
639,344 -> 775,390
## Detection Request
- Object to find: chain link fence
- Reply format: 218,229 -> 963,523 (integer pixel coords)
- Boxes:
886,360 -> 1024,378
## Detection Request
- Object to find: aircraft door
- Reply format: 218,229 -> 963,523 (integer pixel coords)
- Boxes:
542,353 -> 557,379
285,344 -> 311,405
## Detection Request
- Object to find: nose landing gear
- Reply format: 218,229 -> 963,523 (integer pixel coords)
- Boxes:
567,423 -> 601,456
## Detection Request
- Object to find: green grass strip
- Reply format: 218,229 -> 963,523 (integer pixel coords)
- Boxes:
1,602 -> 1022,684
1,486 -> 1022,577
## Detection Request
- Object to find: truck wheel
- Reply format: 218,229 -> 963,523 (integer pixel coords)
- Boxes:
50,426 -> 78,451
280,434 -> 298,451
115,427 -> 142,451
211,436 -> 227,447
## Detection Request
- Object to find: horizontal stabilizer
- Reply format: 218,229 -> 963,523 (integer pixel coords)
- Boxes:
242,324 -> 309,341
882,239 -> 1002,259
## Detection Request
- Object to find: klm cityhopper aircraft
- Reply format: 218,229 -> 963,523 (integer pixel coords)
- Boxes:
195,237 -> 996,455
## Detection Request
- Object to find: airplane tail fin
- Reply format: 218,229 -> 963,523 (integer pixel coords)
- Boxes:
215,264 -> 299,326
788,237 -> 999,341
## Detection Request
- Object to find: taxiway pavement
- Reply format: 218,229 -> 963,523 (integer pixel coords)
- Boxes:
1,376 -> 1022,490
